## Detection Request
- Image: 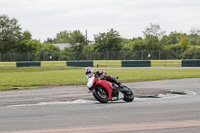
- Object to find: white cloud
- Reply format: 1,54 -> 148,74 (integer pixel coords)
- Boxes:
0,0 -> 200,41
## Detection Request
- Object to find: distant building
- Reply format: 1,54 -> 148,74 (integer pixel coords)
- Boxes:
54,43 -> 71,50
54,41 -> 95,50
88,41 -> 95,45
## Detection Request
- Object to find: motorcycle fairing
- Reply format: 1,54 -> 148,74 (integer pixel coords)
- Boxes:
95,79 -> 113,101
87,76 -> 95,88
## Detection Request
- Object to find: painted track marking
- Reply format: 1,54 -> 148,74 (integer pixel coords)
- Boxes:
3,120 -> 200,133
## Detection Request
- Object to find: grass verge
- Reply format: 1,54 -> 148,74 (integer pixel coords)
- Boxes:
0,67 -> 200,91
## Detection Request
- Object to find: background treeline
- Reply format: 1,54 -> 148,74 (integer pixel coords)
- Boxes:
1,15 -> 200,61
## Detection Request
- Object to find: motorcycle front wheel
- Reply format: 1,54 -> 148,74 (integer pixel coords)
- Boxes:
92,87 -> 109,103
122,86 -> 134,102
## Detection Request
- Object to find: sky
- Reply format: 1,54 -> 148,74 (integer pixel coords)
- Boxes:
0,0 -> 200,42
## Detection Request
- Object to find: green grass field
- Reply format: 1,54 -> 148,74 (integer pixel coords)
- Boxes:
0,67 -> 200,91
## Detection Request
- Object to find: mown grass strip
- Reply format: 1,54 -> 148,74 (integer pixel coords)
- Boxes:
93,60 -> 121,67
151,60 -> 182,67
41,61 -> 67,67
0,62 -> 16,68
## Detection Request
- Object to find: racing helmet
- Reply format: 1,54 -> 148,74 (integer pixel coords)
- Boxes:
85,67 -> 94,75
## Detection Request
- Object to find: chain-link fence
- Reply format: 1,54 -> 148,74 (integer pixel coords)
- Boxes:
0,49 -> 200,62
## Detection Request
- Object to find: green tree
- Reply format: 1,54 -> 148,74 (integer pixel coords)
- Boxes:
16,40 -> 42,53
189,27 -> 200,46
143,23 -> 165,40
161,44 -> 178,59
123,38 -> 145,51
82,44 -> 94,52
68,30 -> 86,52
44,38 -> 53,44
21,30 -> 32,41
121,38 -> 133,45
182,46 -> 200,59
94,29 -> 122,51
142,23 -> 165,50
178,34 -> 191,50
53,30 -> 86,52
41,42 -> 60,53
168,32 -> 182,44
60,47 -> 73,60
0,15 -> 22,52
38,42 -> 60,61
53,30 -> 70,44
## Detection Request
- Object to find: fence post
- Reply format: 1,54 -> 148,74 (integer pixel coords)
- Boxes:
176,47 -> 178,59
106,49 -> 109,60
90,50 -> 92,60
13,51 -> 15,61
43,52 -> 45,61
123,49 -> 126,60
0,52 -> 1,62
58,51 -> 60,61
27,51 -> 30,61
140,48 -> 143,60
73,51 -> 76,60
159,49 -> 161,60
194,46 -> 196,59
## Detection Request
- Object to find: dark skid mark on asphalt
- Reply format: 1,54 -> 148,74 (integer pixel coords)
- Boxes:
138,90 -> 187,98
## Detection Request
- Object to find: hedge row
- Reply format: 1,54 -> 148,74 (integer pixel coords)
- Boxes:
0,60 -> 200,68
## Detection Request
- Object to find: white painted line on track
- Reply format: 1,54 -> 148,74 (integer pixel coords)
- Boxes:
6,99 -> 96,108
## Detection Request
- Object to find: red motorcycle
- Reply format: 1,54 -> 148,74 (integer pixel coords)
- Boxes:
86,73 -> 134,103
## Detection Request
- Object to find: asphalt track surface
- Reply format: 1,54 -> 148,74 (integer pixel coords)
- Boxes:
0,78 -> 200,133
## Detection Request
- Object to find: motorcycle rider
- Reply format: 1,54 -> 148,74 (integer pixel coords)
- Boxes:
85,67 -> 121,87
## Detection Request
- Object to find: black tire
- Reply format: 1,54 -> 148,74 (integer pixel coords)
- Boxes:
92,87 -> 109,103
122,86 -> 134,102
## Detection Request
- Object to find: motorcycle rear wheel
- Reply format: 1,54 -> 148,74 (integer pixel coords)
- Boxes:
92,87 -> 109,103
122,86 -> 134,102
